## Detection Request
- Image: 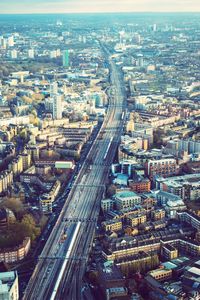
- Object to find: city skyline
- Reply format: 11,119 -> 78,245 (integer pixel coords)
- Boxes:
0,0 -> 200,14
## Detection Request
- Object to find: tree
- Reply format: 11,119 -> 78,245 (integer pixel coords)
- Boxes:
107,184 -> 117,197
21,214 -> 41,241
0,197 -> 24,215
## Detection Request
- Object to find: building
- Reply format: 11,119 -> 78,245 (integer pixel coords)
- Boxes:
20,151 -> 31,171
145,275 -> 186,300
0,271 -> 19,300
52,94 -> 62,120
165,138 -> 200,156
126,113 -> 135,133
0,171 -> 13,194
102,219 -> 122,232
151,209 -> 166,221
8,156 -> 23,176
148,267 -> 172,281
157,173 -> 200,202
177,211 -> 200,231
145,157 -> 178,181
28,49 -> 34,59
0,209 -> 8,229
115,191 -> 141,210
101,199 -> 115,213
7,36 -> 14,47
62,50 -> 69,67
0,237 -> 31,263
129,176 -> 151,193
102,228 -> 194,260
40,180 -> 61,214
126,213 -> 147,227
0,209 -> 15,229
161,244 -> 178,260
50,82 -> 58,96
10,50 -> 17,59
97,262 -> 127,300
155,191 -> 186,218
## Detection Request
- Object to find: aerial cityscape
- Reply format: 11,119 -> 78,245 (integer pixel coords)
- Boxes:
0,2 -> 200,300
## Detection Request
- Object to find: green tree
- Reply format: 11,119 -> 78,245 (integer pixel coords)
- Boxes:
107,184 -> 117,197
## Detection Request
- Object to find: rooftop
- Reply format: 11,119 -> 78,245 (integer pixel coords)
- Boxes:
116,190 -> 139,199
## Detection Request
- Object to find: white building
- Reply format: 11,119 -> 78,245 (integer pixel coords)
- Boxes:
28,49 -> 34,59
0,271 -> 19,300
50,82 -> 58,96
10,50 -> 17,59
7,36 -> 14,47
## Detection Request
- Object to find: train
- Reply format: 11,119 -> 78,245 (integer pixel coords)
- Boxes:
50,221 -> 81,300
103,137 -> 113,160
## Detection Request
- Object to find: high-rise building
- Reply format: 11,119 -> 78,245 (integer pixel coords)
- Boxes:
10,50 -> 17,59
62,50 -> 69,67
7,36 -> 14,47
52,94 -> 62,120
50,82 -> 58,96
1,37 -> 7,49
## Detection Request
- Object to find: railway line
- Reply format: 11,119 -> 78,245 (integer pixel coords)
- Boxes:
23,46 -> 126,300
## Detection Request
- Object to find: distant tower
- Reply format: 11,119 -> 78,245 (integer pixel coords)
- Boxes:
28,49 -> 34,59
119,31 -> 125,47
10,49 -> 17,59
62,50 -> 69,67
52,94 -> 62,120
153,24 -> 157,32
50,82 -> 58,96
7,36 -> 14,47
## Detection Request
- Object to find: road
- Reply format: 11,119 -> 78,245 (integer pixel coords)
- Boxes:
23,47 -> 126,300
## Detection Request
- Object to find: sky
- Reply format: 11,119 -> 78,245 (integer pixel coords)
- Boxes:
0,0 -> 200,14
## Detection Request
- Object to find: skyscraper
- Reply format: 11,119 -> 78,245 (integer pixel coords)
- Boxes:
50,82 -> 58,96
62,50 -> 69,67
28,49 -> 34,59
52,94 -> 62,120
10,49 -> 17,59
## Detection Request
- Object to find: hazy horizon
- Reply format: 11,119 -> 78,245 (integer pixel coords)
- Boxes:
0,0 -> 200,14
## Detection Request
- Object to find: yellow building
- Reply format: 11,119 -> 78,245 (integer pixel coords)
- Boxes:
148,268 -> 172,282
126,213 -> 147,227
102,220 -> 122,232
126,112 -> 135,133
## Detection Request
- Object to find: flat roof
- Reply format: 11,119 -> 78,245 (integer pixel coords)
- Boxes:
188,267 -> 200,276
162,262 -> 177,270
116,190 -> 138,198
